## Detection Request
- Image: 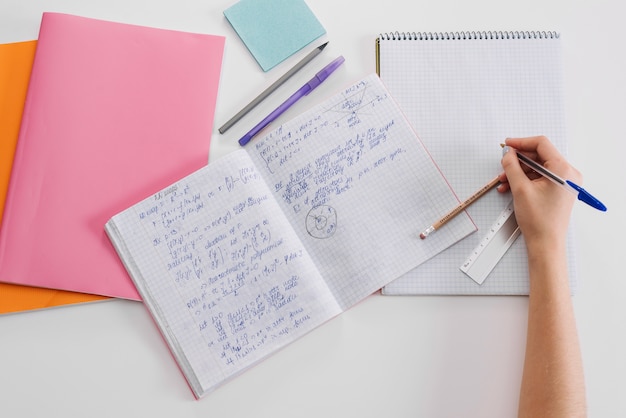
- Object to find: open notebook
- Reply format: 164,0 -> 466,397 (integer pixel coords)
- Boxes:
377,31 -> 576,295
105,74 -> 475,397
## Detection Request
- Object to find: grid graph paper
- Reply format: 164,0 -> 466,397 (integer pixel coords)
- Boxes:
105,74 -> 476,396
247,73 -> 476,308
378,32 -> 576,295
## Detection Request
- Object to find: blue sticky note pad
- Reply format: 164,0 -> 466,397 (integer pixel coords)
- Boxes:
224,0 -> 326,72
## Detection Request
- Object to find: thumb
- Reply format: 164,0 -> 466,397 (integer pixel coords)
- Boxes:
501,146 -> 529,193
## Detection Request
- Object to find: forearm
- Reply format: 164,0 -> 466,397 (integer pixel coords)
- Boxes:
519,240 -> 586,417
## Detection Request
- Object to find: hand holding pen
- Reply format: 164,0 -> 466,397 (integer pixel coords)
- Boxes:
499,136 -> 605,245
420,135 -> 605,239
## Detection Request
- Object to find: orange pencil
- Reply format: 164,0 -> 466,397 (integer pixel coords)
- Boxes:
420,175 -> 500,239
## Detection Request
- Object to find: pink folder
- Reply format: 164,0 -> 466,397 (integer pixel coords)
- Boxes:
0,40 -> 110,313
0,13 -> 225,300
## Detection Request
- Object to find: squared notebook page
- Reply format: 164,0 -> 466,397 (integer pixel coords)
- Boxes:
378,32 -> 576,295
106,74 -> 474,397
106,150 -> 342,398
247,74 -> 476,309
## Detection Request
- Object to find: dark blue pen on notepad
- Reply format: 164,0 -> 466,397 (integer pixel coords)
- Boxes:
502,144 -> 607,211
238,55 -> 345,147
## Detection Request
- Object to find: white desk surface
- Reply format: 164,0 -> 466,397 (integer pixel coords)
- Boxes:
1,1 -> 624,417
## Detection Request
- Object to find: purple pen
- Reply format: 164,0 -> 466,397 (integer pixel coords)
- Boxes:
238,55 -> 345,146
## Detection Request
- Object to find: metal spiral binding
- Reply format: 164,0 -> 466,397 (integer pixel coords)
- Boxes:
379,31 -> 559,41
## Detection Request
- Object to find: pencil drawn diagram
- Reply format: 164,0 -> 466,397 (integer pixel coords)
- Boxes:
324,82 -> 387,129
305,205 -> 337,239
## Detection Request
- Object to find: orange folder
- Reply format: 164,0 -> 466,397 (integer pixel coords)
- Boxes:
0,40 -> 108,314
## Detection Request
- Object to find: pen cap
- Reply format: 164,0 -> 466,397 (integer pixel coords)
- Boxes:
566,180 -> 607,211
306,56 -> 345,92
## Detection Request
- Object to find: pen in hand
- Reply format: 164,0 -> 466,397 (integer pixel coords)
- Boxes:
501,144 -> 607,211
238,55 -> 345,147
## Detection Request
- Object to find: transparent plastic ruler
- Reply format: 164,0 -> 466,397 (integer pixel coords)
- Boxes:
460,200 -> 521,284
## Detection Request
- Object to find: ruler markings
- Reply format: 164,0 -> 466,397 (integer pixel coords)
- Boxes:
460,200 -> 521,284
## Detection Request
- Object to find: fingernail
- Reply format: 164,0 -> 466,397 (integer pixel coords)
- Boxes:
501,145 -> 510,156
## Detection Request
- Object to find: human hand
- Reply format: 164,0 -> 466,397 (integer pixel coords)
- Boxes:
498,136 -> 581,250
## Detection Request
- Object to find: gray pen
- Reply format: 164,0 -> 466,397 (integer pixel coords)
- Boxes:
219,42 -> 328,134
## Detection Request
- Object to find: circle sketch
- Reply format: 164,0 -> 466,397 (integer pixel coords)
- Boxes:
305,205 -> 337,239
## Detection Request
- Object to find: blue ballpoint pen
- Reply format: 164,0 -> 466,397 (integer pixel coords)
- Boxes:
239,55 -> 345,146
502,145 -> 607,211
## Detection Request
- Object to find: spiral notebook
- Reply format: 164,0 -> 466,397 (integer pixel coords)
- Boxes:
376,31 -> 576,295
